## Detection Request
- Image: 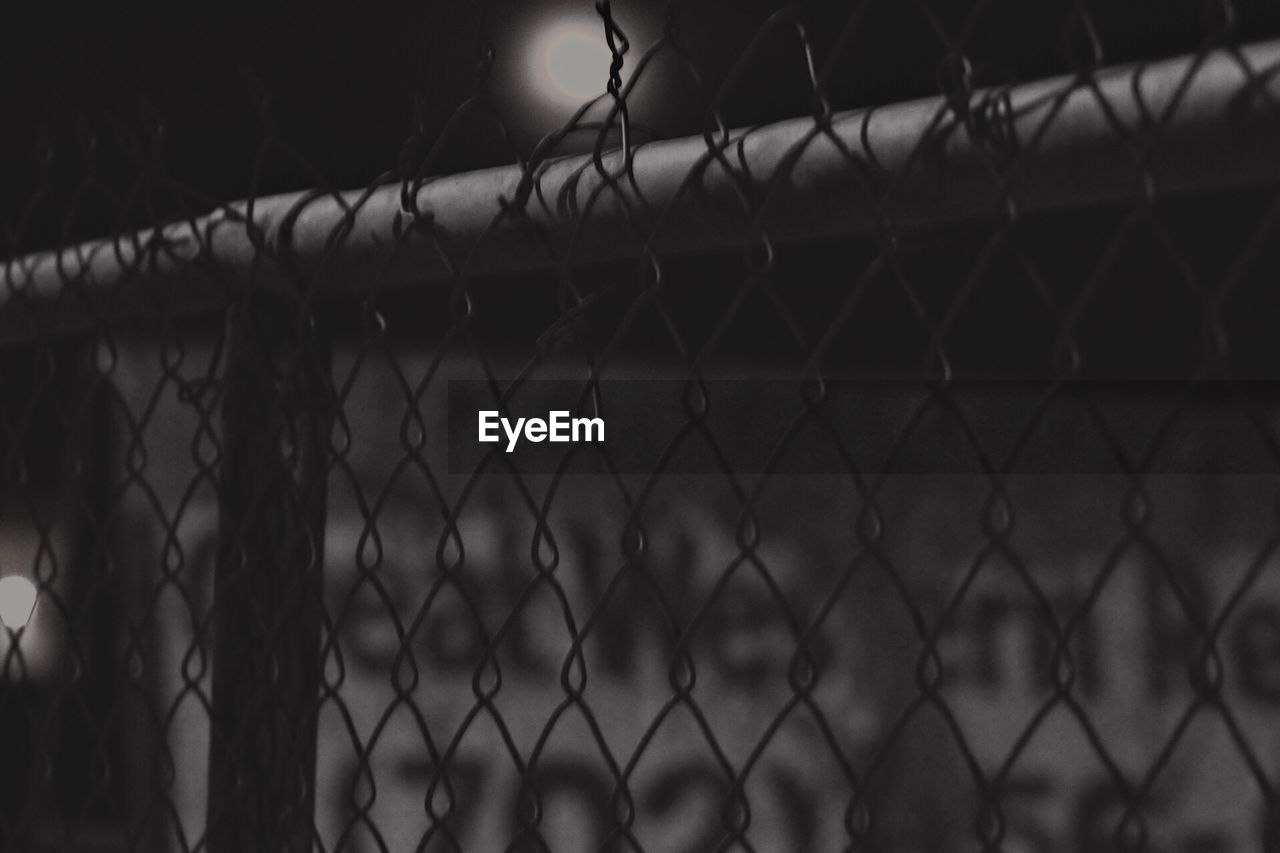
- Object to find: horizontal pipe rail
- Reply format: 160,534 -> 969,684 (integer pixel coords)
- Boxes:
3,40 -> 1279,344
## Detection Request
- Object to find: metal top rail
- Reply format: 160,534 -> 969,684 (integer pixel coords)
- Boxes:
3,40 -> 1279,345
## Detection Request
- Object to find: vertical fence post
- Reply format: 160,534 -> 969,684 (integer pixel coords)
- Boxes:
206,286 -> 331,853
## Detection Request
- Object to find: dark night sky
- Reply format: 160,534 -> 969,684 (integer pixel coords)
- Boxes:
3,0 -> 1279,239
1,1 -> 1279,360
1,0 -> 1279,376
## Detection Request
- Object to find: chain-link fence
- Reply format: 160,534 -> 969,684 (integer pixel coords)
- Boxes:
3,1 -> 1280,851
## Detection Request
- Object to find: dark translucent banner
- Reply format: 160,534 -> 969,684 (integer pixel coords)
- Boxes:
446,379 -> 1280,475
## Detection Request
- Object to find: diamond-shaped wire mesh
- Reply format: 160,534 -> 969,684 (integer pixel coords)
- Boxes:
2,2 -> 1280,851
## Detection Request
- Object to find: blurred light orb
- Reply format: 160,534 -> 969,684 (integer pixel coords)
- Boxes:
0,575 -> 37,630
537,24 -> 613,105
